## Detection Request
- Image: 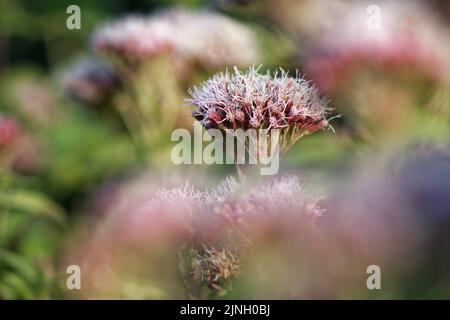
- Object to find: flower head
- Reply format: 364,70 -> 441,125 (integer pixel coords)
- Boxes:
69,173 -> 323,298
91,15 -> 172,62
148,175 -> 322,293
189,66 -> 330,131
138,175 -> 322,244
91,8 -> 260,69
302,0 -> 450,92
156,8 -> 261,68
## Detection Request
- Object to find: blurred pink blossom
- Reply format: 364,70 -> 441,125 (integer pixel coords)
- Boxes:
91,8 -> 261,69
302,0 -> 450,92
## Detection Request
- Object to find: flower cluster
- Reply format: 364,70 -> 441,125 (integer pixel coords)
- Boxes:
134,175 -> 322,290
302,0 -> 450,92
146,175 -> 322,226
82,174 -> 322,296
91,8 -> 261,68
189,66 -> 330,131
0,114 -> 42,173
91,15 -> 172,62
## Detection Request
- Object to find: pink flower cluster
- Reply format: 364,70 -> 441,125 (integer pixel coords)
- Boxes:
303,0 -> 450,92
91,8 -> 261,68
189,66 -> 331,131
69,174 -> 323,297
92,15 -> 172,61
119,175 -> 323,247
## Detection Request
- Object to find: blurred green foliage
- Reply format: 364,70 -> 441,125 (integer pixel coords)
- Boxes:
0,172 -> 65,299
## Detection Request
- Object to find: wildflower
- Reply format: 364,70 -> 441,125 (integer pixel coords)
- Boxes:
142,175 -> 322,234
91,8 -> 260,69
188,66 -> 331,155
91,15 -> 172,63
60,57 -> 119,105
156,8 -> 261,68
146,175 -> 322,289
235,175 -> 323,220
124,174 -> 321,252
70,173 -> 323,298
302,0 -> 450,92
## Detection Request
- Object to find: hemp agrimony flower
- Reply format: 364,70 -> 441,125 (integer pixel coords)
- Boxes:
188,66 -> 332,156
91,8 -> 261,69
144,175 -> 323,295
302,0 -> 450,92
69,173 -> 324,298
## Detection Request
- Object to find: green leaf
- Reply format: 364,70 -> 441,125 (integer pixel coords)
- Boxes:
0,190 -> 65,224
0,249 -> 43,289
0,271 -> 35,299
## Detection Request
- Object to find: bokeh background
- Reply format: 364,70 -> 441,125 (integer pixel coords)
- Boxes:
0,0 -> 449,299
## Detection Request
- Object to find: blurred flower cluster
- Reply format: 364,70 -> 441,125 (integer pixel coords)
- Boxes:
68,174 -> 323,298
189,66 -> 330,131
92,8 -> 261,71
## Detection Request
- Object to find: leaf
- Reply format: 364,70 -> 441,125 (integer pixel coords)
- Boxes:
0,271 -> 35,299
0,249 -> 43,289
0,190 -> 65,224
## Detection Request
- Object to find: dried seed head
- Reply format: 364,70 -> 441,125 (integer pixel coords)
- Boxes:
91,15 -> 172,62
